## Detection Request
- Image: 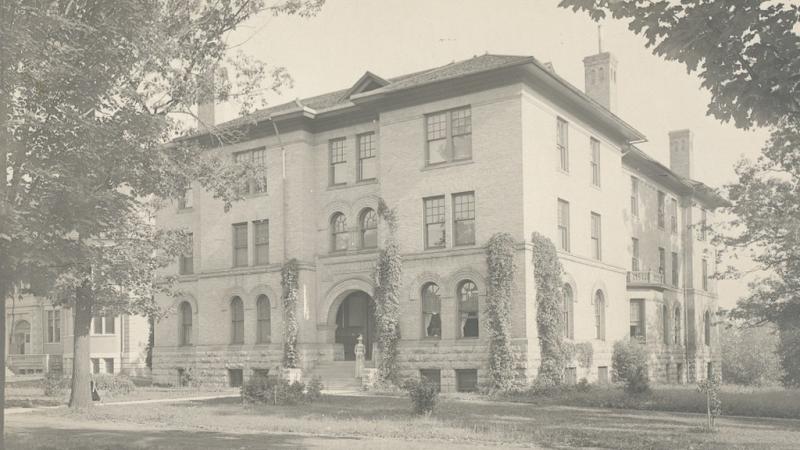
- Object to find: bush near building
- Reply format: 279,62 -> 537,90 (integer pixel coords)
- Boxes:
241,375 -> 323,405
403,378 -> 439,415
611,339 -> 650,394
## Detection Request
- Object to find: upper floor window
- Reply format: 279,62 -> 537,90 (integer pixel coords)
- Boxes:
179,233 -> 194,275
257,295 -> 271,344
359,208 -> 378,249
631,237 -> 640,271
458,280 -> 479,338
425,106 -> 472,165
657,191 -> 666,229
452,192 -> 475,246
178,186 -> 193,209
674,306 -> 681,345
671,252 -> 679,286
563,284 -> 574,339
253,220 -> 269,265
630,176 -> 639,217
594,290 -> 605,341
92,315 -> 115,335
590,138 -> 601,187
704,310 -> 712,346
179,302 -> 192,346
357,132 -> 377,181
670,198 -> 678,234
630,299 -> 645,341
422,283 -> 441,338
557,117 -> 569,172
230,296 -> 244,344
331,213 -> 348,252
557,199 -> 570,252
662,304 -> 670,345
424,196 -> 446,249
234,147 -> 267,194
702,258 -> 709,290
590,212 -> 602,260
329,138 -> 347,185
658,247 -> 666,276
699,208 -> 708,241
233,223 -> 248,267
47,310 -> 60,343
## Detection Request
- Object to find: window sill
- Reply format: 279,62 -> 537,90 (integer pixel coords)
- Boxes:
327,183 -> 349,191
557,168 -> 570,176
356,178 -> 379,185
176,207 -> 194,214
242,191 -> 269,199
421,159 -> 473,172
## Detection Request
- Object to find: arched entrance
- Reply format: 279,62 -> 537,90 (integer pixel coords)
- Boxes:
334,291 -> 375,361
11,320 -> 31,355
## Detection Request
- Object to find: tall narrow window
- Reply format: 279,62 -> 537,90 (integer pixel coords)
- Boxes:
231,296 -> 244,344
453,192 -> 475,246
105,315 -> 115,334
557,117 -> 569,172
699,208 -> 708,241
702,258 -> 709,290
424,196 -> 446,249
590,212 -> 602,260
704,310 -> 712,346
179,302 -> 192,346
233,223 -> 248,267
180,233 -> 194,275
233,150 -> 250,194
630,176 -> 639,217
631,237 -> 640,271
331,213 -> 348,252
425,107 -> 472,165
359,208 -> 378,249
671,252 -> 679,286
357,132 -> 377,181
47,310 -> 60,343
670,198 -> 678,234
178,186 -> 193,209
590,138 -> 601,187
563,284 -> 574,339
422,283 -> 442,338
674,306 -> 681,345
662,304 -> 670,344
92,315 -> 115,334
458,280 -> 479,338
658,247 -> 666,277
594,291 -> 605,341
257,295 -> 271,344
630,299 -> 645,341
557,199 -> 570,251
329,138 -> 347,185
252,148 -> 267,193
253,220 -> 269,265
657,191 -> 666,229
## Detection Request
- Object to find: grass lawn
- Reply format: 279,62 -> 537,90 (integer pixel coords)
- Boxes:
7,394 -> 800,449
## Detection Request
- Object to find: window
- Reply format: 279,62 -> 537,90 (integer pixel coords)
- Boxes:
673,306 -> 681,345
329,138 -> 347,185
105,358 -> 114,374
179,302 -> 192,346
563,284 -> 574,339
422,283 -> 441,338
91,358 -> 100,374
662,304 -> 670,345
253,220 -> 269,265
47,310 -> 60,343
178,186 -> 193,209
670,198 -> 678,234
658,247 -> 666,276
704,310 -> 712,346
669,252 -> 678,286
252,368 -> 270,380
590,212 -> 602,260
228,368 -> 243,388
597,366 -> 609,384
424,196 -> 446,249
231,296 -> 244,344
257,295 -> 271,344
179,233 -> 194,275
458,280 -> 479,338
699,208 -> 708,241
420,369 -> 441,391
233,223 -> 248,267
359,208 -> 378,249
557,117 -> 569,172
630,299 -> 645,341
702,258 -> 709,290
92,315 -> 115,335
425,106 -> 472,165
657,191 -> 666,229
707,362 -> 714,380
594,290 -> 605,341
665,363 -> 671,383
590,138 -> 601,187
564,367 -> 577,385
234,147 -> 267,194
677,363 -> 684,384
453,192 -> 475,246
331,213 -> 348,252
630,176 -> 639,217
357,132 -> 377,181
631,238 -> 640,271
455,369 -> 478,392
557,199 -> 570,251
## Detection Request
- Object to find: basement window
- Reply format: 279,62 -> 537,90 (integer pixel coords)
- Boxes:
455,369 -> 477,393
420,369 -> 441,392
228,368 -> 243,388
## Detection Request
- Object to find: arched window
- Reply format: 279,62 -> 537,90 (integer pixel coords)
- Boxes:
673,306 -> 681,345
662,304 -> 670,344
563,284 -> 574,339
179,302 -> 192,346
422,283 -> 441,338
257,295 -> 271,344
594,290 -> 605,341
458,280 -> 479,338
331,213 -> 348,252
360,208 -> 378,249
231,296 -> 244,344
704,310 -> 712,346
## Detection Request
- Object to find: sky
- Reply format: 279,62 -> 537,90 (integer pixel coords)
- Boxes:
219,0 -> 772,308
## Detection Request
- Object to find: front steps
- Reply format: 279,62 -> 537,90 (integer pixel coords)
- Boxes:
307,361 -> 362,391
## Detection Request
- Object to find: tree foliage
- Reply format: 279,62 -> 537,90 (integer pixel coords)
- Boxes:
485,232 -> 518,391
720,321 -> 783,387
373,198 -> 402,382
531,232 -> 566,386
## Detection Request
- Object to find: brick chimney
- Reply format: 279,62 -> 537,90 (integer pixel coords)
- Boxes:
583,52 -> 618,113
669,129 -> 694,179
196,70 -> 215,130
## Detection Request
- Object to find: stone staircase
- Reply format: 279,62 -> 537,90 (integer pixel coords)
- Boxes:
307,361 -> 362,391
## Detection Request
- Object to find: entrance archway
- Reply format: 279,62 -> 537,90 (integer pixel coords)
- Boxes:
334,291 -> 376,361
12,320 -> 31,355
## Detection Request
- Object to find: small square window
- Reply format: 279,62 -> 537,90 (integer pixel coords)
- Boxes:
455,369 -> 478,392
228,368 -> 243,388
420,369 -> 441,392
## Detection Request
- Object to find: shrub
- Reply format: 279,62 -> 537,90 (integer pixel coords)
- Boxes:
93,373 -> 136,395
306,376 -> 324,402
403,378 -> 439,415
612,339 -> 650,394
42,372 -> 70,397
576,377 -> 592,393
241,376 -> 320,405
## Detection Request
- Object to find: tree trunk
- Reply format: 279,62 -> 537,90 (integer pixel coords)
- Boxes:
69,282 -> 93,409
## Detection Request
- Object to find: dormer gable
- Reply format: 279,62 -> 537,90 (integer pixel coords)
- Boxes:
345,71 -> 390,98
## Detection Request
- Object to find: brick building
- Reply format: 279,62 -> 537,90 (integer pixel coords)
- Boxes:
152,48 -> 725,391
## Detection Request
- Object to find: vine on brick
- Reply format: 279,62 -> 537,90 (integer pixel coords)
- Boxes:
281,258 -> 300,368
485,232 -> 518,391
373,199 -> 402,382
531,232 -> 566,386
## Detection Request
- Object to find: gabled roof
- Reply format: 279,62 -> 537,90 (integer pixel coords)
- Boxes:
345,71 -> 390,98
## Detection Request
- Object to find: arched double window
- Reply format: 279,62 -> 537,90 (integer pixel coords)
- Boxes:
594,290 -> 605,341
422,283 -> 441,338
458,280 -> 479,338
673,306 -> 682,345
179,302 -> 192,346
257,295 -> 271,344
359,208 -> 377,249
704,310 -> 712,346
231,296 -> 244,344
563,284 -> 574,339
331,213 -> 348,252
